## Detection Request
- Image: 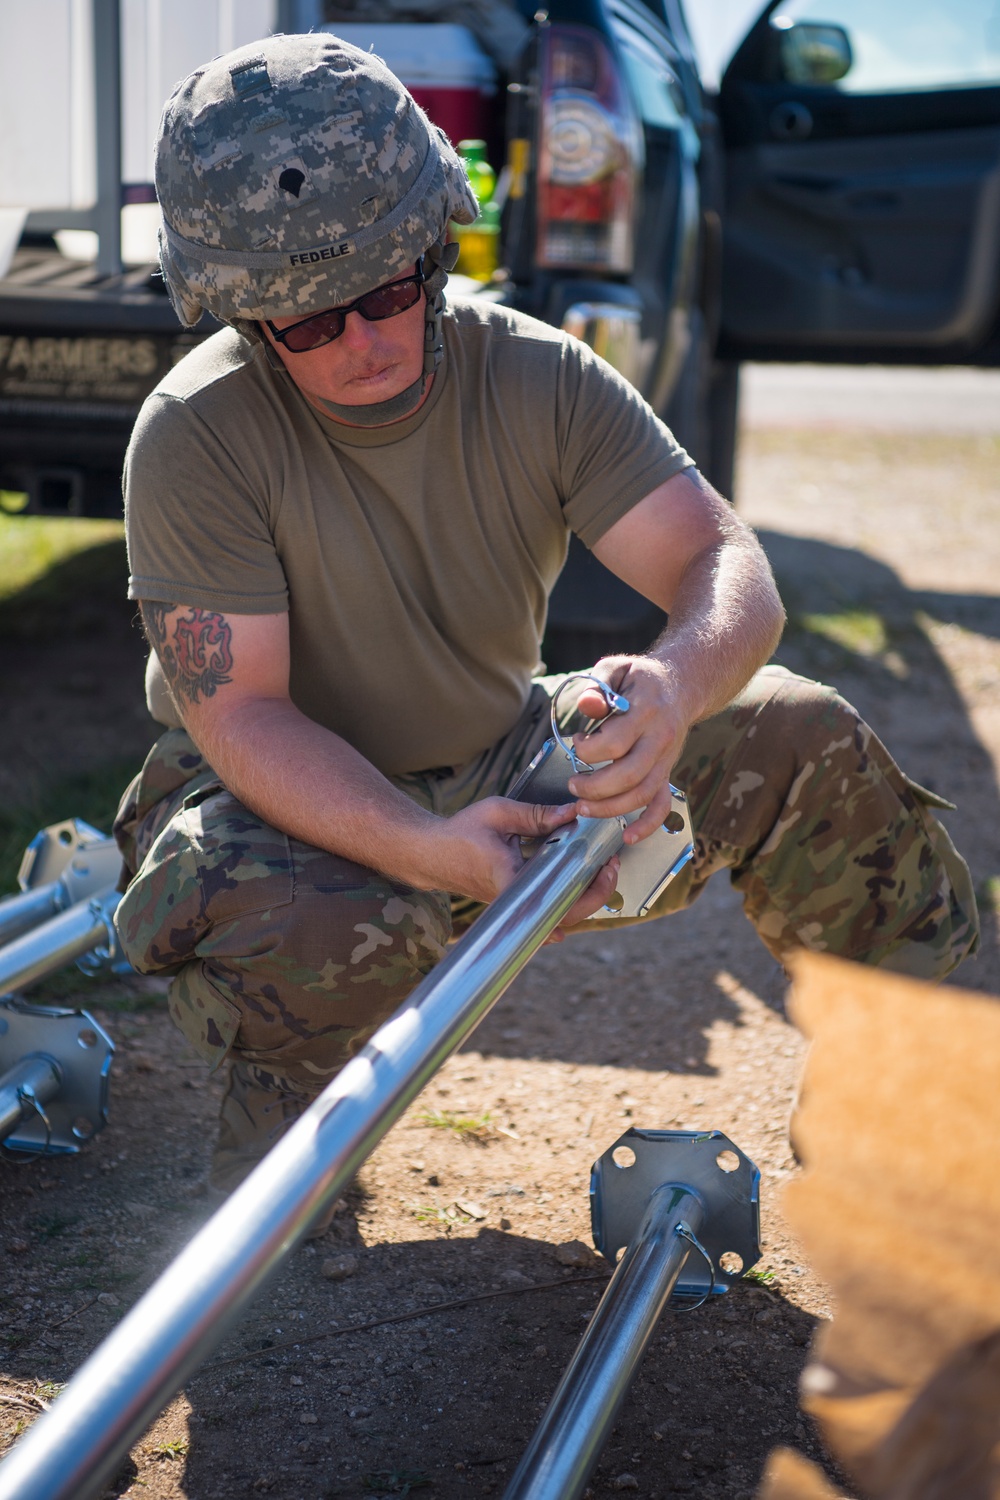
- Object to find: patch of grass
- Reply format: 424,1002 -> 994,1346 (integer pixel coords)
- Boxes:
418,1108 -> 496,1142
410,1200 -> 471,1225
149,1439 -> 188,1461
0,516 -> 125,633
33,1381 -> 65,1402
976,875 -> 1000,911
29,1212 -> 79,1241
361,1470 -> 431,1496
797,608 -> 888,657
744,1266 -> 777,1287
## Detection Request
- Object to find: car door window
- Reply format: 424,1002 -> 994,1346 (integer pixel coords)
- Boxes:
771,0 -> 1000,92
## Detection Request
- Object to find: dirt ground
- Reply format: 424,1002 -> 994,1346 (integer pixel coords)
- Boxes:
1,411 -> 998,1500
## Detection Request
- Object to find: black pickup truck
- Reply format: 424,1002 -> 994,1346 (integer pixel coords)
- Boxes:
2,0 -> 999,659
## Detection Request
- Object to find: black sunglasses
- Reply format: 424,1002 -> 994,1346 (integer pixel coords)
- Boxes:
266,265 -> 426,353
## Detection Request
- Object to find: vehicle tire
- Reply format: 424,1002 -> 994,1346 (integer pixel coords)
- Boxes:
662,304 -> 710,465
662,307 -> 741,502
703,358 -> 740,502
542,533 -> 666,674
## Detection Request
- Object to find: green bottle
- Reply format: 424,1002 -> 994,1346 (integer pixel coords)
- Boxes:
453,140 -> 500,282
457,139 -> 496,209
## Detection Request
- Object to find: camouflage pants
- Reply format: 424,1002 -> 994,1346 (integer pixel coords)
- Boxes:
113,665 -> 978,1097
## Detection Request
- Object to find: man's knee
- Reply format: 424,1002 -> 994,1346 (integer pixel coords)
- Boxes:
677,667 -> 864,858
115,786 -> 451,1088
678,667 -> 978,979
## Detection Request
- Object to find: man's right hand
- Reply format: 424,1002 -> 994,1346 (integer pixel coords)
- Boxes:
416,797 -> 621,934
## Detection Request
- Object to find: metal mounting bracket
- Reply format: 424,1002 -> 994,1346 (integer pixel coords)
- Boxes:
590,1128 -> 762,1299
0,1000 -> 114,1154
17,820 -> 122,903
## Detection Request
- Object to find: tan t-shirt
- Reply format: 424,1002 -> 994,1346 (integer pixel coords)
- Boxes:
125,298 -> 691,775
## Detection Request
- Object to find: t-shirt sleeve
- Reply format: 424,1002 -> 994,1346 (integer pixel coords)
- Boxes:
125,392 -> 289,614
554,337 -> 694,549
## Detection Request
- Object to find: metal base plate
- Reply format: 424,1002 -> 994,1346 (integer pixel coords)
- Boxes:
0,1000 -> 113,1153
590,1129 -> 761,1299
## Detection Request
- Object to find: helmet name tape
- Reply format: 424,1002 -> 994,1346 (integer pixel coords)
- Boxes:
289,242 -> 354,266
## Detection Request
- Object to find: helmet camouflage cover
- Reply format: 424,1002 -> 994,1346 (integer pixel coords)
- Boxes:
155,32 -> 478,328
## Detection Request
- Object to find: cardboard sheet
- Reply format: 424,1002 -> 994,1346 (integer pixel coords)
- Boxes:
756,953 -> 1000,1499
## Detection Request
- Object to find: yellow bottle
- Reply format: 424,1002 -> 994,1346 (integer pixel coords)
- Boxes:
454,200 -> 500,282
453,140 -> 500,282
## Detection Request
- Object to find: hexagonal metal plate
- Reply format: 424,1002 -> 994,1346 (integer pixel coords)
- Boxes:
590,1129 -> 761,1300
0,1000 -> 113,1154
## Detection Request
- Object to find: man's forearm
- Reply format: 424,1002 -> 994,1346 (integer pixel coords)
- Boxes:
647,525 -> 785,726
187,695 -> 444,888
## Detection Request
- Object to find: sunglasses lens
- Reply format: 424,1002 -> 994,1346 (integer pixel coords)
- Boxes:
275,274 -> 422,351
359,280 -> 423,321
282,310 -> 345,352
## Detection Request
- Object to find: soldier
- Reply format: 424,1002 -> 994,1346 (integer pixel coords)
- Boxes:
113,33 -> 977,1199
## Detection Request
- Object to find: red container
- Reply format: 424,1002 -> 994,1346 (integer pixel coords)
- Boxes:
323,23 -> 497,149
408,85 -> 493,147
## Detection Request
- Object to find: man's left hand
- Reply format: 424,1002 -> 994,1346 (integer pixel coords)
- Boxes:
567,655 -> 691,844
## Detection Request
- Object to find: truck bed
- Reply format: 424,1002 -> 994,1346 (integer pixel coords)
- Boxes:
0,245 -> 210,514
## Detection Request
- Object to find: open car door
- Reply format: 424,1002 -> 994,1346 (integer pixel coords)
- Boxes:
717,0 -> 1000,361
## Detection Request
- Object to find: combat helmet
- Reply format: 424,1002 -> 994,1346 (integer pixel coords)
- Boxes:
155,32 -> 478,408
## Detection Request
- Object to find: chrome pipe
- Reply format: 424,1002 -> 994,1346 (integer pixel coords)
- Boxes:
504,1186 -> 706,1500
0,883 -> 65,948
0,890 -> 119,996
0,815 -> 624,1500
0,1054 -> 61,1142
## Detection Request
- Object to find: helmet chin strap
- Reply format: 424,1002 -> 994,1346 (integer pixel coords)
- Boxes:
313,240 -> 460,428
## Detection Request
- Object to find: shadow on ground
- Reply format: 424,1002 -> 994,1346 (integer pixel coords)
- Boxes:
173,1228 -> 821,1498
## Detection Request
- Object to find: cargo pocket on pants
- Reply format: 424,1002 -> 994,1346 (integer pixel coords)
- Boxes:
167,967 -> 242,1073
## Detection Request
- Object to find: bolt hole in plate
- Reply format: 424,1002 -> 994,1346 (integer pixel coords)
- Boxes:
72,1117 -> 94,1140
77,1028 -> 98,1049
58,828 -> 74,846
591,1129 -> 761,1300
664,810 -> 686,834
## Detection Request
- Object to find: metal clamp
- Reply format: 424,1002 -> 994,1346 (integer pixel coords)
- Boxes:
0,1075 -> 56,1162
550,674 -> 630,775
0,1002 -> 113,1155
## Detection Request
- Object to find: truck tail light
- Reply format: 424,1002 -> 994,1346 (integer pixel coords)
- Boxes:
536,25 -> 642,274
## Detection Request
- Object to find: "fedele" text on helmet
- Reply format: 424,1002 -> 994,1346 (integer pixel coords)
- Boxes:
288,242 -> 354,267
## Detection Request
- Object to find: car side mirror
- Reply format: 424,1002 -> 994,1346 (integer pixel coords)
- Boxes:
773,20 -> 853,86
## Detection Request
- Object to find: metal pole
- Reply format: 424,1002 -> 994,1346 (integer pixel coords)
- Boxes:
0,1055 -> 61,1142
0,890 -> 119,996
92,0 -> 122,277
0,814 -> 624,1500
0,884 -> 65,948
504,1186 -> 706,1500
